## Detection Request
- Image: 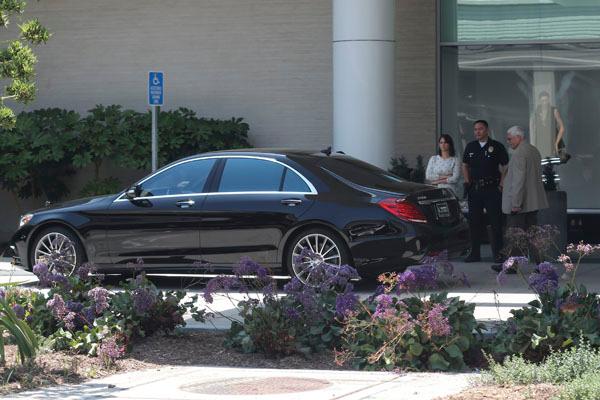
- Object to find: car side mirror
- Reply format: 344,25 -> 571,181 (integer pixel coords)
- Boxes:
125,185 -> 141,200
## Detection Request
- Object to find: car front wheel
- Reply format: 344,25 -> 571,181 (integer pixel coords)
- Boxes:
30,227 -> 85,275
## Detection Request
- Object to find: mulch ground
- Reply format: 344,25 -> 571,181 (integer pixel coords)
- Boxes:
0,332 -> 565,399
441,383 -> 561,400
0,331 -> 347,395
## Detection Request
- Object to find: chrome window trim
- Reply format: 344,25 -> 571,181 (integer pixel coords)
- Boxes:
113,155 -> 318,203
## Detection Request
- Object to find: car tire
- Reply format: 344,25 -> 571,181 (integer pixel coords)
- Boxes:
285,227 -> 350,285
29,226 -> 86,275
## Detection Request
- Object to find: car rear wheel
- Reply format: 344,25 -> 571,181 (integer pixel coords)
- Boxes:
30,227 -> 85,275
285,228 -> 350,286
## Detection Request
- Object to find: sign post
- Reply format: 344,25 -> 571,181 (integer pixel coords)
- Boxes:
148,71 -> 164,172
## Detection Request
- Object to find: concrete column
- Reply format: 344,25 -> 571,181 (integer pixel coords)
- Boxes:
333,0 -> 395,169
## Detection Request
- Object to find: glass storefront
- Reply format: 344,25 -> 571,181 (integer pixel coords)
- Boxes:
440,1 -> 600,211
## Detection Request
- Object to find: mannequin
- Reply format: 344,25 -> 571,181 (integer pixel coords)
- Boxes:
530,91 -> 569,162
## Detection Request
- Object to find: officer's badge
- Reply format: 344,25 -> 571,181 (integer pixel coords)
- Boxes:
488,146 -> 494,153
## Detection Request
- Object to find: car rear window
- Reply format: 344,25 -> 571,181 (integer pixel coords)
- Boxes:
320,156 -> 405,191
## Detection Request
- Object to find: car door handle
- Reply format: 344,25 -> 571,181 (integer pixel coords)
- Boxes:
176,199 -> 195,208
281,198 -> 302,206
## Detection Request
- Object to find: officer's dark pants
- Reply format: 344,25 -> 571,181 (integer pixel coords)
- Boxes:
467,187 -> 503,259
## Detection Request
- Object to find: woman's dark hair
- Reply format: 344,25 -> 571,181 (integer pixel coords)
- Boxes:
438,134 -> 456,157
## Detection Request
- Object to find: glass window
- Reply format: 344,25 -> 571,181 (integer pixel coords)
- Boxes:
282,169 -> 311,192
140,159 -> 215,197
321,156 -> 408,192
441,43 -> 600,208
441,1 -> 600,43
219,158 -> 285,192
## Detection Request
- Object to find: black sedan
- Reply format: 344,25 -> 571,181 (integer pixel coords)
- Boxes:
9,149 -> 470,283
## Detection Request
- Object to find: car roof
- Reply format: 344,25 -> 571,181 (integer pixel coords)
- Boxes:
181,148 -> 329,161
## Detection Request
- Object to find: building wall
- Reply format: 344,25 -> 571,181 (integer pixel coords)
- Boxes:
395,0 -> 437,165
0,0 -> 437,244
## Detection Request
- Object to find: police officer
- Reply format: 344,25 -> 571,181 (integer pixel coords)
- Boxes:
462,120 -> 508,263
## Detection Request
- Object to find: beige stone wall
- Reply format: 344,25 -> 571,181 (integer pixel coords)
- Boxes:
0,0 -> 438,244
395,0 -> 437,166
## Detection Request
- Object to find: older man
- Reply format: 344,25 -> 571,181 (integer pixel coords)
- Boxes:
492,126 -> 549,273
502,126 -> 548,230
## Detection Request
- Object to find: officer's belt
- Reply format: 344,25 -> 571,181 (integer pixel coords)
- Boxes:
472,177 -> 500,191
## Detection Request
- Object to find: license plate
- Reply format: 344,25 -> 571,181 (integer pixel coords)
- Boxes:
435,201 -> 451,218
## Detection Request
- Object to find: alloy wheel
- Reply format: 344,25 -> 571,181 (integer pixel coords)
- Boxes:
291,233 -> 342,285
33,232 -> 77,275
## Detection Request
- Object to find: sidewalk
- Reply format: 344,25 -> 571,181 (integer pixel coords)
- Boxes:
2,366 -> 474,400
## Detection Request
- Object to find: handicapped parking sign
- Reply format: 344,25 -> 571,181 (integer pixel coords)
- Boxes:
148,71 -> 164,106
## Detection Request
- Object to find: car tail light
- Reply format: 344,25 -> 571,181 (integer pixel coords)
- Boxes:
378,198 -> 427,223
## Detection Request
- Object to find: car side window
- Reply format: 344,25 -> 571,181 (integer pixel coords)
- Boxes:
140,159 -> 216,197
282,168 -> 311,192
219,158 -> 285,192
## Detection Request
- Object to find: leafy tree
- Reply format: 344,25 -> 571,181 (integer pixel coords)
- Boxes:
0,0 -> 50,129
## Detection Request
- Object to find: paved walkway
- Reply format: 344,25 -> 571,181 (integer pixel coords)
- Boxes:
2,366 -> 474,400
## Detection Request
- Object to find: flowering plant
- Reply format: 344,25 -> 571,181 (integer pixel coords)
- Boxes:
22,249 -> 207,359
203,255 -> 359,356
335,253 -> 480,371
490,239 -> 600,360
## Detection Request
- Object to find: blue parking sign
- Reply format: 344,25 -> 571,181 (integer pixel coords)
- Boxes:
148,71 -> 164,106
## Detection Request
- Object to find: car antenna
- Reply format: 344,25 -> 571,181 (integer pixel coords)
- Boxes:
320,146 -> 332,156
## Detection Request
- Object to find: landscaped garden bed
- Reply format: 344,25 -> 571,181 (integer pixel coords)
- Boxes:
2,225 -> 600,399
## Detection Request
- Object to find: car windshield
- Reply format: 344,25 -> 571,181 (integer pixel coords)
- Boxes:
320,155 -> 408,192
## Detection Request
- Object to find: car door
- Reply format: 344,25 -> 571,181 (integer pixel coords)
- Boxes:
199,156 -> 316,269
105,158 -> 217,270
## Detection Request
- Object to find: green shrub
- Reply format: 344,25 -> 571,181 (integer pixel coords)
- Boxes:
482,341 -> 600,386
0,108 -> 79,202
0,106 -> 252,202
559,371 -> 600,400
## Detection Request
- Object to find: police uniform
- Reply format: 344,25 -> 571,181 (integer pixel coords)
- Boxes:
463,139 -> 509,261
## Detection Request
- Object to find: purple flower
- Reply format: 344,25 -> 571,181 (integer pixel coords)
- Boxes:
88,287 -> 111,315
502,256 -> 529,271
77,262 -> 97,280
284,307 -> 301,320
335,292 -> 358,318
396,265 -> 438,292
47,294 -> 67,319
11,304 -> 25,319
426,304 -> 451,337
203,276 -> 240,303
82,307 -> 95,326
375,294 -> 393,308
0,288 -> 5,299
283,277 -> 304,294
63,312 -> 77,330
98,336 -> 124,362
528,262 -> 559,294
66,301 -> 84,313
132,287 -> 156,314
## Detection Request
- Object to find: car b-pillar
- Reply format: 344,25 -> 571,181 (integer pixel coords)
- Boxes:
333,0 -> 395,169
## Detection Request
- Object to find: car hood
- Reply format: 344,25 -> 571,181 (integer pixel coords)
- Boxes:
29,194 -> 119,214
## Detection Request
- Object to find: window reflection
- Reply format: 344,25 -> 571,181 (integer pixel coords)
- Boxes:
441,43 -> 600,209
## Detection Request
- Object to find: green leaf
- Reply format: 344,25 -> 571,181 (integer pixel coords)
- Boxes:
455,336 -> 471,352
428,353 -> 450,371
409,342 -> 423,356
444,344 -> 462,359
